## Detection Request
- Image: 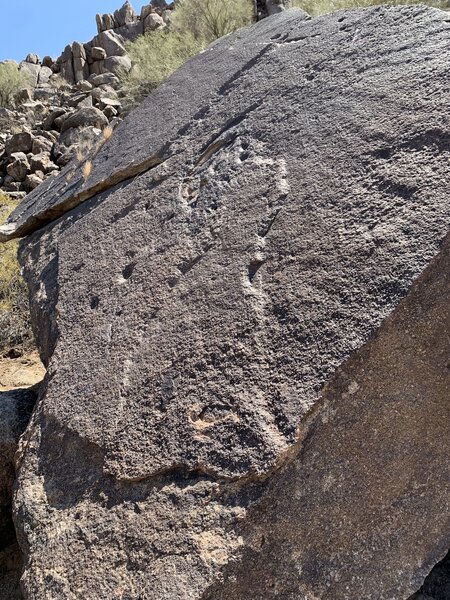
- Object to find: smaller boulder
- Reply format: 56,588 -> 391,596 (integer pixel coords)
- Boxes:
42,108 -> 67,131
42,56 -> 54,68
77,80 -> 94,92
98,96 -> 122,112
61,107 -> 108,133
103,106 -> 118,120
91,47 -> 107,61
89,72 -> 121,88
93,30 -> 127,57
25,53 -> 40,65
31,136 -> 53,155
104,55 -> 132,75
144,12 -> 165,32
24,172 -> 43,191
38,66 -> 53,85
6,153 -> 30,182
29,152 -> 58,174
19,62 -> 40,87
141,4 -> 153,20
114,1 -> 137,27
5,132 -> 33,156
14,88 -> 33,104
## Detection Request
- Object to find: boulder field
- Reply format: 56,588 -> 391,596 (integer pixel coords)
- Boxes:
0,6 -> 449,599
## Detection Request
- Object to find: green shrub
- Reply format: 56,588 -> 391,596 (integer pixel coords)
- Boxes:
121,29 -> 204,105
287,0 -> 450,16
171,0 -> 254,44
0,192 -> 33,352
0,62 -> 30,108
120,0 -> 253,106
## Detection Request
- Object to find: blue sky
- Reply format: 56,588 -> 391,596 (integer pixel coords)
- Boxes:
0,1 -> 147,62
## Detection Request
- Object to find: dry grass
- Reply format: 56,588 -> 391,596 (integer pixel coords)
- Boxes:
0,192 -> 33,353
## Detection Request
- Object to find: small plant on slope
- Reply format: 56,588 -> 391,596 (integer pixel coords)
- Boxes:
0,192 -> 33,352
0,62 -> 31,108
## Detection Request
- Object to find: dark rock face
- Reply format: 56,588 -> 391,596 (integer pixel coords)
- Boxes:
0,388 -> 37,600
3,6 -> 450,599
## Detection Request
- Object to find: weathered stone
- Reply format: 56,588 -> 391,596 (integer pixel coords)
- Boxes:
91,46 -> 107,61
89,72 -> 121,88
52,126 -> 102,167
37,65 -> 53,85
140,3 -> 153,21
103,54 -> 132,74
6,153 -> 29,182
61,106 -> 108,132
78,95 -> 94,109
42,108 -> 67,131
60,59 -> 75,84
97,96 -> 121,111
144,12 -> 165,31
95,12 -> 117,33
92,30 -> 127,57
2,7 -> 450,600
77,79 -> 94,92
115,21 -> 144,42
29,152 -> 58,174
151,0 -> 168,9
14,87 -> 33,104
33,86 -> 56,102
5,132 -> 33,156
89,60 -> 105,76
19,61 -> 41,87
67,92 -> 89,107
103,105 -> 118,119
53,115 -> 67,131
72,41 -> 86,59
114,0 -> 137,26
31,136 -> 53,155
25,53 -> 40,65
42,56 -> 54,68
72,42 -> 89,83
24,172 -> 44,191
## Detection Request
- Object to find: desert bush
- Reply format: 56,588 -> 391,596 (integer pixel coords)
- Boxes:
0,62 -> 30,108
121,29 -> 204,105
171,0 -> 254,43
120,0 -> 253,105
287,0 -> 450,16
0,192 -> 33,352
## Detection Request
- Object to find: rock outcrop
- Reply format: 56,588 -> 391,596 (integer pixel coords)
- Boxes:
43,1 -> 172,86
0,1 -> 174,199
1,5 -> 449,599
0,69 -> 123,201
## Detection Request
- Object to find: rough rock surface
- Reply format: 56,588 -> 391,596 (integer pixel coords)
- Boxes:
3,6 -> 450,599
0,387 -> 37,600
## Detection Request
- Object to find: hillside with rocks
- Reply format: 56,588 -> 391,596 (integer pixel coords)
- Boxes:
0,2 -> 450,599
0,1 -> 172,201
0,0 -> 290,200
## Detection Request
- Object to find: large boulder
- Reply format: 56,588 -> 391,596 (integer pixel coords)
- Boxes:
1,6 -> 449,599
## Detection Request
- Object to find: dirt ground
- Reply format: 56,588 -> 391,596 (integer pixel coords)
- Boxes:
0,351 -> 45,391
